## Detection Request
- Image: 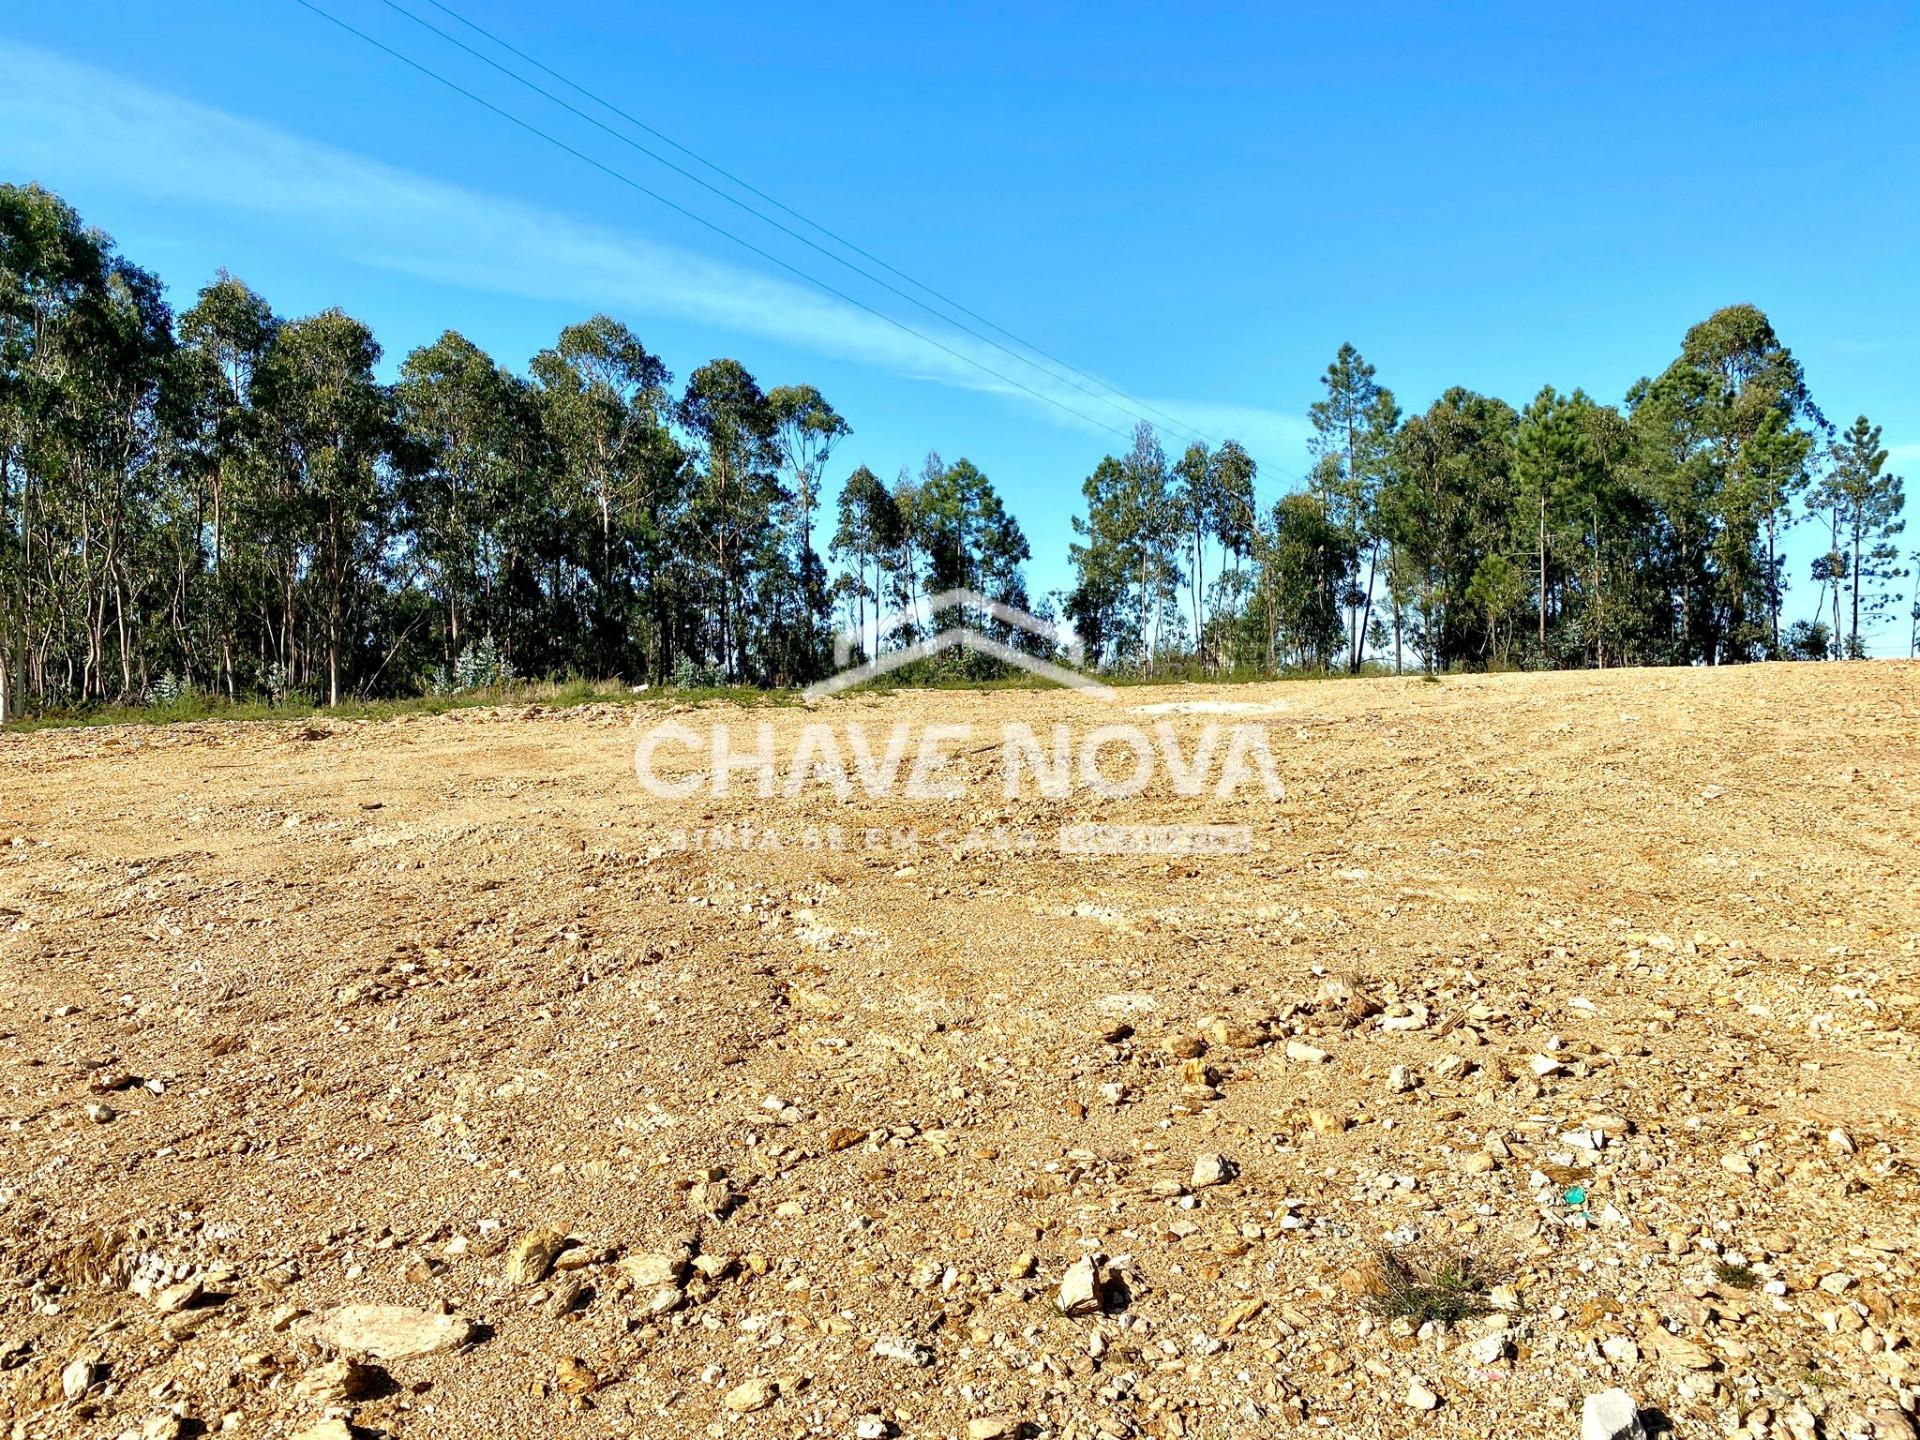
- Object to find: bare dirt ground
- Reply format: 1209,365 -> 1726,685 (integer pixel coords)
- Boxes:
2,663 -> 1917,1440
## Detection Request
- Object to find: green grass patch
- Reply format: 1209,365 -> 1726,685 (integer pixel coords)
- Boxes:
1714,1260 -> 1760,1290
1,677 -> 804,735
3,655 -> 1438,734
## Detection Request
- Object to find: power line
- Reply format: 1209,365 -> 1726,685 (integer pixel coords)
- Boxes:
284,0 -> 1310,497
406,0 -> 1224,452
284,0 -> 1143,445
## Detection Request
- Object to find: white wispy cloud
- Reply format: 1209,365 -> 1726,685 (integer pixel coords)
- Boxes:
0,40 -> 1302,462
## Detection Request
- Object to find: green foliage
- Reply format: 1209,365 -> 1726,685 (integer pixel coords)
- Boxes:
1366,1250 -> 1496,1327
1066,423 -> 1184,671
1382,388 -> 1520,669
1810,416 -> 1908,656
1782,618 -> 1832,661
147,671 -> 190,708
1261,492 -> 1352,669
1,183 -> 1903,726
1308,344 -> 1400,672
671,653 -> 723,691
1629,304 -> 1821,661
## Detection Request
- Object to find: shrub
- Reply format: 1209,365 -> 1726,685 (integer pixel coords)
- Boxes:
1366,1249 -> 1495,1327
672,654 -> 723,691
147,672 -> 190,708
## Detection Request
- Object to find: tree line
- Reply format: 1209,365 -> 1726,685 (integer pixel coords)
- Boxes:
2,182 -> 1911,720
0,183 -> 1044,718
1065,323 -> 1910,675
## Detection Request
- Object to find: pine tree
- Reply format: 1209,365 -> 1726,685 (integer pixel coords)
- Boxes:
1307,344 -> 1399,671
1812,416 -> 1908,657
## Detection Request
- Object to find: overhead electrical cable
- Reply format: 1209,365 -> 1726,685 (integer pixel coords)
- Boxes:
404,0 -> 1227,451
285,0 -> 1146,444
288,0 -> 1307,499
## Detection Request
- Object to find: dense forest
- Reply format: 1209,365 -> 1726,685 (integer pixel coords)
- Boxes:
0,182 -> 1911,719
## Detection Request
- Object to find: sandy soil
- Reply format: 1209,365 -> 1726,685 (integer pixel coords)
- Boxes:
1,663 -> 1917,1440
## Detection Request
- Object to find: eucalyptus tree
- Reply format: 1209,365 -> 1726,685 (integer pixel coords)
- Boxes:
397,332 -> 505,658
1261,491 -> 1350,670
1123,423 -> 1182,667
678,358 -> 778,680
174,274 -> 278,696
1068,425 -> 1180,672
1,184 -> 116,713
1206,439 -> 1258,666
1064,459 -> 1135,670
829,463 -> 899,655
768,387 -> 847,570
885,463 -> 927,639
765,385 -> 847,681
1,187 -> 179,705
917,456 -> 1031,646
1381,388 -> 1519,671
1173,441 -> 1212,659
249,309 -> 396,706
532,316 -> 676,678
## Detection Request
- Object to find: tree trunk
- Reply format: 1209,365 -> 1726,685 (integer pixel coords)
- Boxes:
1850,514 -> 1862,656
1765,507 -> 1779,657
1537,493 -> 1548,656
1193,526 -> 1205,671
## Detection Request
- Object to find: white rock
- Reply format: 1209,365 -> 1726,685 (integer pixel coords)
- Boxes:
872,1334 -> 933,1366
645,1285 -> 685,1316
1285,1039 -> 1331,1064
298,1303 -> 475,1359
1581,1388 -> 1646,1440
1466,1331 -> 1510,1365
1405,1377 -> 1440,1410
61,1356 -> 95,1401
1191,1153 -> 1236,1189
723,1377 -> 778,1413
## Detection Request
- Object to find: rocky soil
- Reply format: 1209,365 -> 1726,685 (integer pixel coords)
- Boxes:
1,663 -> 1916,1440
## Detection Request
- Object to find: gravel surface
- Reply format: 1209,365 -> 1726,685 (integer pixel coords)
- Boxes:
1,663 -> 1916,1440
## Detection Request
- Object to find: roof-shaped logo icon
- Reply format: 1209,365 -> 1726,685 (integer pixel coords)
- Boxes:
804,589 -> 1115,700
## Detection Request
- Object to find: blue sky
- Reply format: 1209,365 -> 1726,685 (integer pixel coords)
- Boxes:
4,1 -> 1917,650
